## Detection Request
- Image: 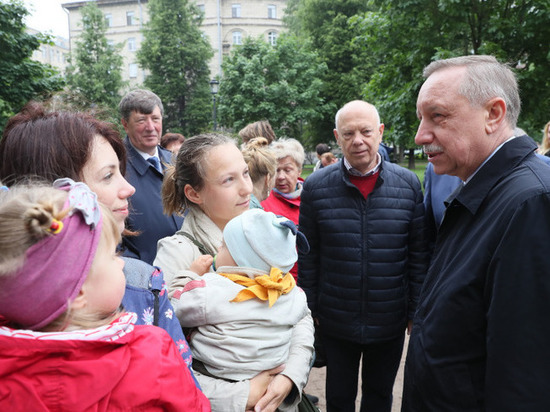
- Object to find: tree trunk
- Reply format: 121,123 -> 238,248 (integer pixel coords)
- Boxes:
408,148 -> 415,170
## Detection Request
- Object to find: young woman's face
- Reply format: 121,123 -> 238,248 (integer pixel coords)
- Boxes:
192,144 -> 253,230
81,135 -> 136,233
81,230 -> 126,317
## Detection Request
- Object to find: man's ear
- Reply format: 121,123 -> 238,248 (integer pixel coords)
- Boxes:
184,184 -> 202,205
333,129 -> 340,145
485,97 -> 507,134
121,118 -> 129,133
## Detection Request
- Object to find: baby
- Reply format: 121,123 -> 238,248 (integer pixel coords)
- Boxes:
170,208 -> 311,382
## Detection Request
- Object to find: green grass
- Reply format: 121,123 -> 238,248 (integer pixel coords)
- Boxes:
301,164 -> 315,179
400,159 -> 428,184
301,160 -> 428,184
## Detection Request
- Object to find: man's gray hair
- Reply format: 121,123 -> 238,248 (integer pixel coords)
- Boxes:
119,89 -> 164,121
423,55 -> 520,128
334,100 -> 381,130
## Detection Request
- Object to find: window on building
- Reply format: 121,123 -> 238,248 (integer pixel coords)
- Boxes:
197,4 -> 205,14
233,30 -> 242,45
268,31 -> 277,46
41,46 -> 47,58
128,37 -> 136,52
232,4 -> 241,18
268,5 -> 276,19
107,39 -> 115,48
129,63 -> 138,78
126,11 -> 134,26
105,13 -> 112,27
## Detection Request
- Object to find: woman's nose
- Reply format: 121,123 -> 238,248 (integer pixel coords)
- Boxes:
120,178 -> 136,198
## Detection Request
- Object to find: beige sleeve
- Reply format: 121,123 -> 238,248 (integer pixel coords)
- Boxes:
278,309 -> 315,410
154,234 -> 200,290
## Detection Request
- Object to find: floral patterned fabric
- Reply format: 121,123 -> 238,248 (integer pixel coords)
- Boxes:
122,264 -> 198,387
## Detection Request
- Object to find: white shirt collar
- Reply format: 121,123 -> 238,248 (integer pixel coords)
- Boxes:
344,152 -> 382,177
129,140 -> 159,161
464,135 -> 516,185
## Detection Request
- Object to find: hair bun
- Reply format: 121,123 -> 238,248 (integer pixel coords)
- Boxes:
246,137 -> 269,149
25,204 -> 58,240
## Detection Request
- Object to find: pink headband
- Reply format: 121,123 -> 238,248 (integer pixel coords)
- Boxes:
0,179 -> 102,330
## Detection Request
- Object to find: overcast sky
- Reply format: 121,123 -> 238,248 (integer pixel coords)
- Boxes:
22,0 -> 70,38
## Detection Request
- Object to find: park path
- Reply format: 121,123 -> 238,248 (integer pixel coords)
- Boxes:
303,335 -> 408,412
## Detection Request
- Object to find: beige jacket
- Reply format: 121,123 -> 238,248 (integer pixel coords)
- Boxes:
153,208 -> 314,412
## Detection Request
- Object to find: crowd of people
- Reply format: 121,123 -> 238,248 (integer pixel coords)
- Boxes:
1,53 -> 550,412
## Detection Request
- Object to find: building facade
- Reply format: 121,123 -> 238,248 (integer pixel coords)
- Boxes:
62,0 -> 149,86
28,28 -> 70,74
199,0 -> 287,76
62,0 -> 288,87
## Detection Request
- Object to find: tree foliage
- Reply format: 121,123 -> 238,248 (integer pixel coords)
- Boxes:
218,34 -> 329,145
137,0 -> 212,135
0,1 -> 64,131
350,0 -> 550,147
284,0 -> 374,142
284,0 -> 550,155
65,2 -> 125,110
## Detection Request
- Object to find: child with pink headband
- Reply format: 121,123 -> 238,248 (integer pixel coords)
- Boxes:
0,180 -> 210,411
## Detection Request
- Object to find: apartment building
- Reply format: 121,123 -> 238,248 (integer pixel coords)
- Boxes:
62,0 -> 288,86
199,0 -> 287,76
28,28 -> 70,74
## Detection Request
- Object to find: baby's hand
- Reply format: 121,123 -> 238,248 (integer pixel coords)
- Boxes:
189,255 -> 214,276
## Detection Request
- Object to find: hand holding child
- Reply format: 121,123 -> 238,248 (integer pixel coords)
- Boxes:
246,365 -> 285,411
189,255 -> 214,276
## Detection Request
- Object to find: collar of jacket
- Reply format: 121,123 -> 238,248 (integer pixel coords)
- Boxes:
445,134 -> 537,216
124,137 -> 171,177
340,158 -> 385,191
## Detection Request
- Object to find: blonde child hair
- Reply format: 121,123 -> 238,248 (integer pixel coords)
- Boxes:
0,182 -> 121,331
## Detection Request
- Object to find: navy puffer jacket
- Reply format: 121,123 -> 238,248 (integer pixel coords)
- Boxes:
298,160 -> 428,344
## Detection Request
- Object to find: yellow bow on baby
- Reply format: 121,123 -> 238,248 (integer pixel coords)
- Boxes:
219,267 -> 296,307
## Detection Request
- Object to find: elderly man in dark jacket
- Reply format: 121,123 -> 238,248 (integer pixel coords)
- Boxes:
298,100 -> 428,412
402,55 -> 550,411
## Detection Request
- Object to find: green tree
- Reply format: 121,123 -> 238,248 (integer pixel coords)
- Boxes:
65,2 -> 125,110
218,34 -> 328,145
0,1 -> 64,131
138,0 -> 212,135
284,0 -> 374,143
351,0 -> 550,154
